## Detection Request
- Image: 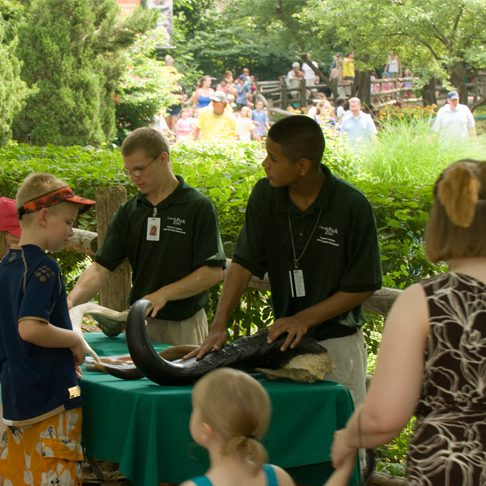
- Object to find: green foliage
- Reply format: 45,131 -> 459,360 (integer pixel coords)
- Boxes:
376,417 -> 416,475
12,0 -> 156,146
170,0 -> 313,84
171,141 -> 264,255
0,18 -> 29,146
0,143 -> 126,224
377,105 -> 437,126
362,118 -> 486,187
115,31 -> 182,142
301,0 -> 486,90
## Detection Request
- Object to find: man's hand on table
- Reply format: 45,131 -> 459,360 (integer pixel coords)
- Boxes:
183,328 -> 228,360
267,316 -> 309,351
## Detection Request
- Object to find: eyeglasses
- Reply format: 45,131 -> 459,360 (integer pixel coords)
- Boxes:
123,154 -> 160,178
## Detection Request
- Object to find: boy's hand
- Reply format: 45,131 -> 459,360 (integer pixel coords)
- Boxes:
71,334 -> 89,366
75,365 -> 83,379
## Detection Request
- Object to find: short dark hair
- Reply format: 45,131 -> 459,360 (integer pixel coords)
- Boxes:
268,115 -> 325,168
121,127 -> 169,159
425,159 -> 486,262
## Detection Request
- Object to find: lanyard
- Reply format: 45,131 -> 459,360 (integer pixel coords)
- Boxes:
288,209 -> 322,269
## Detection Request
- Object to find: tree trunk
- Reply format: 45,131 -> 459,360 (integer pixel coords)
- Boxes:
421,78 -> 437,106
450,62 -> 467,103
96,186 -> 131,311
280,75 -> 288,109
357,70 -> 371,107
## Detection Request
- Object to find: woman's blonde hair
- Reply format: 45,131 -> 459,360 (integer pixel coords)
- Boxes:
192,368 -> 271,475
425,159 -> 486,262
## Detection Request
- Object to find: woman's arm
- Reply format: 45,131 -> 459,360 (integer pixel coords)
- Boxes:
332,283 -> 429,467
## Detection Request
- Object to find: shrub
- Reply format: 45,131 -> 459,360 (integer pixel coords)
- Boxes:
0,18 -> 29,146
115,32 -> 182,143
377,104 -> 436,126
12,0 -> 156,146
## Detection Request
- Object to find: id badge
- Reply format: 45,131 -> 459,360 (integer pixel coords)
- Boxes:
146,217 -> 161,241
289,269 -> 306,297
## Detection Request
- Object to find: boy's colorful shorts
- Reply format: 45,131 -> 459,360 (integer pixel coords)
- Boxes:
0,407 -> 83,485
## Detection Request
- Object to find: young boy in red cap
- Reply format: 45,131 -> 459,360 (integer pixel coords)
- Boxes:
0,173 -> 94,485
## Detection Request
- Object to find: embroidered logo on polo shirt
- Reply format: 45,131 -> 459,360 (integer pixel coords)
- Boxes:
162,216 -> 187,235
316,226 -> 340,247
34,265 -> 54,283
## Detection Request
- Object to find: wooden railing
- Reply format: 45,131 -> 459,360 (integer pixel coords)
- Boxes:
256,76 -> 421,110
257,72 -> 486,112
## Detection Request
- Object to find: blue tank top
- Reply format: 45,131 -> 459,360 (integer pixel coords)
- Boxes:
197,95 -> 211,109
190,464 -> 278,486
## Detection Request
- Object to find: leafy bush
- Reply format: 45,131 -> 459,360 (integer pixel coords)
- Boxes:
377,104 -> 436,126
0,18 -> 29,146
12,0 -> 156,146
115,31 -> 182,143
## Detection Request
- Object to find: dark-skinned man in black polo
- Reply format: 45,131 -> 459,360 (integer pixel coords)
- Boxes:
187,115 -> 382,408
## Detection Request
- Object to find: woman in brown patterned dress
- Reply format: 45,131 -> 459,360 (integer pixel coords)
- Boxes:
327,159 -> 486,485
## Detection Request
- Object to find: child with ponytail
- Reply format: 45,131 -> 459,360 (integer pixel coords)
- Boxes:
181,368 -> 295,486
328,159 -> 486,485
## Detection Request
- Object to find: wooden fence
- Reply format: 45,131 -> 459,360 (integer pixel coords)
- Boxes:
257,71 -> 486,112
256,76 -> 421,110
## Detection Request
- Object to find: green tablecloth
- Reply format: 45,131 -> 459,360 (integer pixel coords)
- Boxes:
81,333 -> 358,485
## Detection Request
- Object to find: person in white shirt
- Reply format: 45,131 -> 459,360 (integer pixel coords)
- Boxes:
302,58 -> 319,87
339,97 -> 377,150
432,90 -> 476,141
286,62 -> 304,91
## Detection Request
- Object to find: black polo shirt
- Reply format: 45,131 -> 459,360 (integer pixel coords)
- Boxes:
95,176 -> 226,321
233,164 -> 382,340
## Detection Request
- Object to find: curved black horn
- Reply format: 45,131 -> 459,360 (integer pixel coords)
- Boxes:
126,299 -> 327,386
126,299 -> 198,385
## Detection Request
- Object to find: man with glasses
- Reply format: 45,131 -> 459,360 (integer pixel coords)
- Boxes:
68,128 -> 226,345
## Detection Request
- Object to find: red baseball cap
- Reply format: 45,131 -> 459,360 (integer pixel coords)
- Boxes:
0,197 -> 21,239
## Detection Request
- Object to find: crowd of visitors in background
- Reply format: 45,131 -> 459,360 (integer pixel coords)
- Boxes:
156,51 -> 474,151
155,65 -> 270,144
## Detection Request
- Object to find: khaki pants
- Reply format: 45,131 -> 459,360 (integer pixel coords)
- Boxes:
145,308 -> 208,345
320,328 -> 367,408
321,329 -> 368,470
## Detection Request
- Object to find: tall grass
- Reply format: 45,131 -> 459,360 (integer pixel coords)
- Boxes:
359,118 -> 486,186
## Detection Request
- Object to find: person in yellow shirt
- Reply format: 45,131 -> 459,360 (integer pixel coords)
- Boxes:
342,52 -> 355,97
193,91 -> 237,142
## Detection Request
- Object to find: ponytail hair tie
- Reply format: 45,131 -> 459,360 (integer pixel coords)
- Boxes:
438,165 -> 480,228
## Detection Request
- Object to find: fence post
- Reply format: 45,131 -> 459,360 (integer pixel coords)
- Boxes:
280,76 -> 288,109
96,186 -> 131,311
299,78 -> 307,108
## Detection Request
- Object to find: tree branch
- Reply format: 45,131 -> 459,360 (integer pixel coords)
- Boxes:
449,3 -> 465,49
471,96 -> 486,112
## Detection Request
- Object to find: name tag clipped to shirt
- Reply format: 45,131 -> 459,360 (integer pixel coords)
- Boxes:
146,217 -> 161,241
289,269 -> 306,297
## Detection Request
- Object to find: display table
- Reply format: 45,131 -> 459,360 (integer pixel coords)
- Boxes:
81,333 -> 359,485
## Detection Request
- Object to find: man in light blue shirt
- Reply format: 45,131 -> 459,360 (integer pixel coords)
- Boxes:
339,97 -> 377,150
